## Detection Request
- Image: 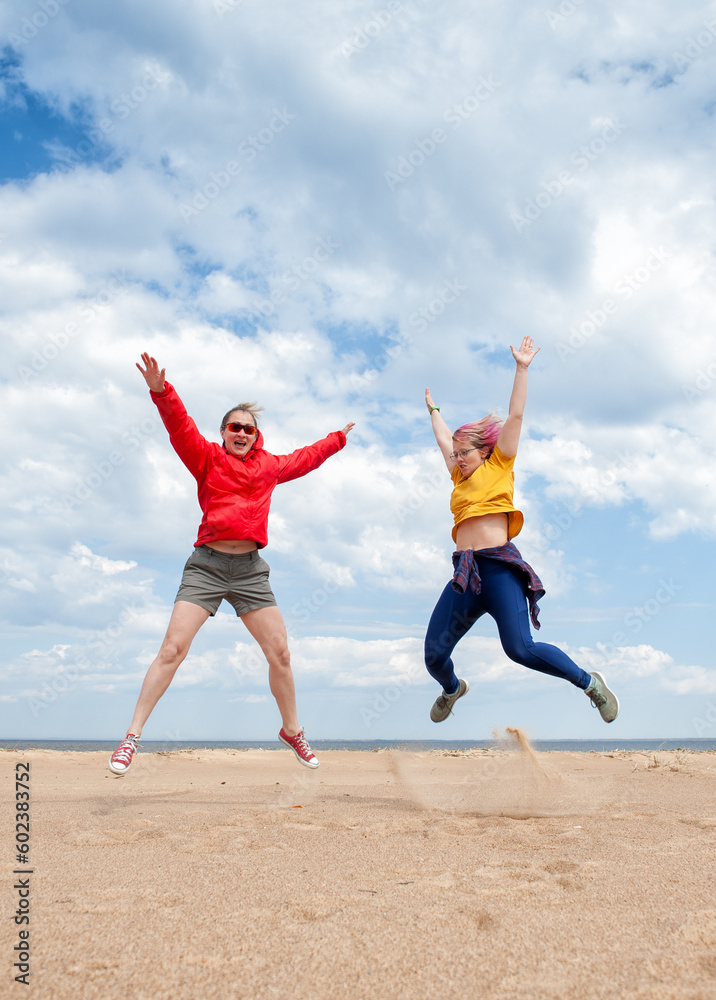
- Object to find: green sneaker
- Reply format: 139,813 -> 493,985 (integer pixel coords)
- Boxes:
430,678 -> 470,723
585,671 -> 619,723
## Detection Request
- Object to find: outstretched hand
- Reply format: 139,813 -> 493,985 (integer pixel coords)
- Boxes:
510,337 -> 540,368
341,422 -> 356,436
425,388 -> 437,411
136,352 -> 166,393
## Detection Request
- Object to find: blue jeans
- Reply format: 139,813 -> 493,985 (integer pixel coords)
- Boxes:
424,556 -> 591,694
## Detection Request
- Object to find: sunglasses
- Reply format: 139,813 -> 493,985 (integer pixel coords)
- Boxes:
225,422 -> 257,436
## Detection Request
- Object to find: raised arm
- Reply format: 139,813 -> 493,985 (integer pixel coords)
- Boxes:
495,337 -> 541,458
275,429 -> 349,483
426,388 -> 455,473
137,352 -> 212,479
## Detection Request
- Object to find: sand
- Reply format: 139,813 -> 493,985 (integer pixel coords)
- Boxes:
2,737 -> 715,1000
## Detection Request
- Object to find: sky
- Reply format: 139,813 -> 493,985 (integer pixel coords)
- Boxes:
1,0 -> 715,744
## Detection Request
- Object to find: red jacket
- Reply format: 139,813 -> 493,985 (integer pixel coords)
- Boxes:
150,382 -> 347,548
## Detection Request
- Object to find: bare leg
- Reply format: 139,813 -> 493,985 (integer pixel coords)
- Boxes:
241,605 -> 300,735
127,601 -> 211,736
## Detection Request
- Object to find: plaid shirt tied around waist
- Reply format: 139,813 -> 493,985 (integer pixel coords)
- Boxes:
451,542 -> 546,630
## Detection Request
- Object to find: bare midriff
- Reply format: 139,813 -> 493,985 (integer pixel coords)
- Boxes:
454,512 -> 509,551
205,540 -> 258,554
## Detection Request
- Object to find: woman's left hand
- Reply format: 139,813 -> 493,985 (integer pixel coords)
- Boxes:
341,422 -> 356,436
510,336 -> 541,368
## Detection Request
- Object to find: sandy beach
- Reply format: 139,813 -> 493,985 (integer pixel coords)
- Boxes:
2,739 -> 715,1000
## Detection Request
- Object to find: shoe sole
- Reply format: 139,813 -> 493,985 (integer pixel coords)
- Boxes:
589,671 -> 620,723
278,733 -> 319,768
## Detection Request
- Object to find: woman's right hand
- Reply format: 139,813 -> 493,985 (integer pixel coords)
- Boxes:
136,352 -> 166,393
425,388 -> 437,412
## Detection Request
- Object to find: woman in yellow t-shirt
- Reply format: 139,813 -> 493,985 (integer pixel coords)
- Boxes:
424,337 -> 619,725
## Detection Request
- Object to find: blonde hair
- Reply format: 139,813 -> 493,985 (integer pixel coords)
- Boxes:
221,402 -> 263,430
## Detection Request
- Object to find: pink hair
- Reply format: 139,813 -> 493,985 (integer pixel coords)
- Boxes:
453,411 -> 503,456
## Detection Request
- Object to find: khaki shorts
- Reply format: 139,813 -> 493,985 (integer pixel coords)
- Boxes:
175,546 -> 277,617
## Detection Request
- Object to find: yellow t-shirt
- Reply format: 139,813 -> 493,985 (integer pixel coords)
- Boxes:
450,445 -> 524,543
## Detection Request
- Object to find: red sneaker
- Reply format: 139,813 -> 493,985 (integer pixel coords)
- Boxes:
278,727 -> 319,769
108,734 -> 140,775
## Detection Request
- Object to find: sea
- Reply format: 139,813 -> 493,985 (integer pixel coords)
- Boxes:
2,739 -> 715,752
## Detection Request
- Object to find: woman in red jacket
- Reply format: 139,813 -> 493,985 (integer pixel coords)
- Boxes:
109,353 -> 354,775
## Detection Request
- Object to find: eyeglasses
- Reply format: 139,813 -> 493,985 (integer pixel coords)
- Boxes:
225,422 -> 257,436
449,448 -> 478,461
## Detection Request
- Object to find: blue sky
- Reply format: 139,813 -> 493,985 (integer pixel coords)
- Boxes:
1,0 -> 715,743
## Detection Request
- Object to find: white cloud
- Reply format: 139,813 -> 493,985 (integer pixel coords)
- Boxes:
70,542 -> 137,576
519,422 -> 716,539
1,0 -> 714,737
